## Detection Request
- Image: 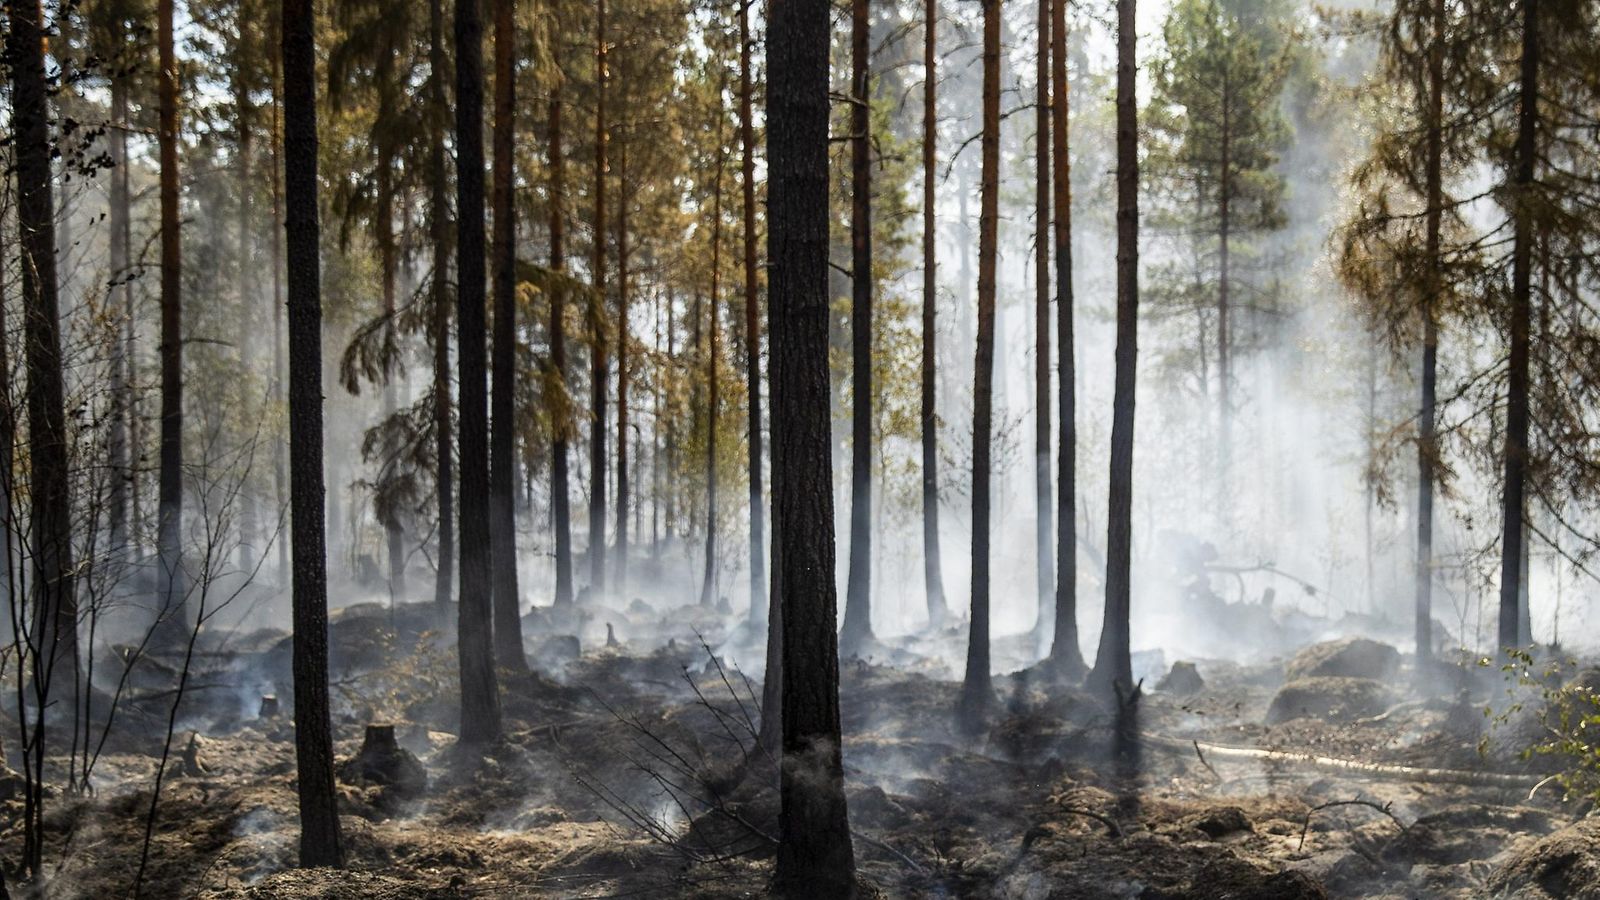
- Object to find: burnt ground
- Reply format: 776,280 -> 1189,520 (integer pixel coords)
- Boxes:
2,597 -> 1593,899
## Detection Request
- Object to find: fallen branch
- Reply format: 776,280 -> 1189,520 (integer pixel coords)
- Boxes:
1055,805 -> 1125,838
1143,733 -> 1532,790
1298,798 -> 1407,850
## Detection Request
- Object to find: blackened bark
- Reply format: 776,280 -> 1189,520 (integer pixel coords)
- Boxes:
921,0 -> 947,629
1415,0 -> 1444,662
109,78 -> 132,553
430,0 -> 455,614
456,0 -> 504,744
549,92 -> 575,606
271,33 -> 288,586
379,160 -> 405,604
700,141 -> 726,611
9,0 -> 79,698
616,144 -> 631,593
282,0 -> 345,866
1049,0 -> 1084,678
840,0 -> 874,655
491,0 -> 528,671
1498,0 -> 1537,651
959,0 -> 1001,731
1032,0 -> 1053,643
769,0 -> 856,886
1090,0 -> 1137,699
589,0 -> 610,597
740,0 -> 768,625
156,0 -> 187,643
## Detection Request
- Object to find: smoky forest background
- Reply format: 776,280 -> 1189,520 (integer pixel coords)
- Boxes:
0,0 -> 1599,895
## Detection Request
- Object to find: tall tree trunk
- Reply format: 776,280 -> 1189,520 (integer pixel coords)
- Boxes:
491,0 -> 528,671
379,161 -> 406,605
840,0 -> 874,655
1497,0 -> 1536,652
740,0 -> 768,626
549,91 -> 575,606
456,0 -> 504,744
271,28 -> 288,586
156,0 -> 187,643
769,0 -> 856,882
10,0 -> 80,707
1048,0 -> 1084,678
616,143 -> 631,594
959,0 -> 1001,731
429,0 -> 455,614
1416,0 -> 1444,663
1217,77 -> 1231,523
920,0 -> 947,629
589,0 -> 610,597
109,78 -> 132,554
1089,0 -> 1138,699
700,142 -> 726,611
239,107 -> 262,576
282,0 -> 345,866
1031,0 -> 1053,646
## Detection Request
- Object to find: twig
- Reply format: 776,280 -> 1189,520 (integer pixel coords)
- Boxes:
1056,806 -> 1125,838
856,831 -> 928,874
1298,798 -> 1407,850
1193,739 -> 1221,781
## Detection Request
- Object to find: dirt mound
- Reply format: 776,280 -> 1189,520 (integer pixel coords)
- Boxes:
1488,816 -> 1600,899
1266,677 -> 1392,724
1284,638 -> 1402,683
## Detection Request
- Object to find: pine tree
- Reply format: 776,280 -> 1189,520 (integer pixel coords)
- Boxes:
455,0 -> 504,745
959,0 -> 1001,731
282,0 -> 345,865
839,0 -> 874,656
491,0 -> 528,671
768,0 -> 856,884
1089,0 -> 1139,701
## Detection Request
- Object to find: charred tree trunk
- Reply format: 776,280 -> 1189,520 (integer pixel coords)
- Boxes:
156,0 -> 187,643
589,0 -> 610,598
768,0 -> 857,882
549,92 -> 575,606
378,161 -> 406,605
959,0 -> 1001,731
920,0 -> 948,629
1497,0 -> 1536,652
281,0 -> 345,866
740,0 -> 768,626
490,0 -> 527,671
616,144 -> 631,595
271,33 -> 288,587
456,0 -> 504,744
1048,0 -> 1084,678
1032,0 -> 1053,646
239,105 -> 262,576
109,78 -> 132,554
1415,0 -> 1444,663
1089,0 -> 1138,699
840,0 -> 874,655
10,0 -> 80,706
700,141 -> 726,610
429,0 -> 455,614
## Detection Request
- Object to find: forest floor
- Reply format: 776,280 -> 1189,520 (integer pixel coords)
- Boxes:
5,590 -> 1597,899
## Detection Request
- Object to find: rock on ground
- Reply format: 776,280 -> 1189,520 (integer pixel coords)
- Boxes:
1267,677 -> 1392,724
1488,816 -> 1600,899
1285,638 -> 1402,683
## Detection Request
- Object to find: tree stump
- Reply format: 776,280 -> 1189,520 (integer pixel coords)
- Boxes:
258,695 -> 280,719
339,723 -> 428,799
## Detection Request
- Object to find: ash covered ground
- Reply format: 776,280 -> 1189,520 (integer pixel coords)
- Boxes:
6,587 -> 1596,900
